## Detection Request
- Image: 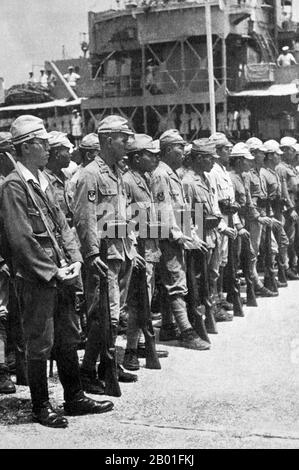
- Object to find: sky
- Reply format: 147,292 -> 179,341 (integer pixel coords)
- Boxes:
0,0 -> 114,87
1,1 -> 299,88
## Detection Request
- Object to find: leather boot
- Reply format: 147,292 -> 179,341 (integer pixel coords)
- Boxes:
55,346 -> 82,403
28,359 -> 68,428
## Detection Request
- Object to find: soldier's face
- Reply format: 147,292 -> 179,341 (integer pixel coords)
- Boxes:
253,150 -> 265,166
192,154 -> 213,173
272,152 -> 281,166
139,150 -> 156,173
109,133 -> 130,162
26,138 -> 50,169
169,143 -> 184,169
217,145 -> 230,165
56,146 -> 71,168
240,157 -> 251,173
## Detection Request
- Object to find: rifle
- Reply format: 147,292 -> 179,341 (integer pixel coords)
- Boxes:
226,203 -> 244,317
202,213 -> 218,335
185,249 -> 211,343
263,200 -> 278,293
135,238 -> 161,369
4,152 -> 68,269
98,238 -> 121,397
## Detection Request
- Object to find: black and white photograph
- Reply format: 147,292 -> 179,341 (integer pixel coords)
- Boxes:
0,0 -> 299,454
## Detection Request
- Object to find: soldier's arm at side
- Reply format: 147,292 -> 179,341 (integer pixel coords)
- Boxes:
1,181 -> 59,283
151,173 -> 184,241
73,170 -> 101,260
51,186 -> 83,265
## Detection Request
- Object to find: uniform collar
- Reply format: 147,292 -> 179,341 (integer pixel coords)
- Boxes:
17,161 -> 49,192
44,167 -> 65,186
94,155 -> 118,182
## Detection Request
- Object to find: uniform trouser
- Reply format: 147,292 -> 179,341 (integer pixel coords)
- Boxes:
248,219 -> 264,287
272,222 -> 289,271
0,271 -> 9,370
15,278 -> 82,408
284,215 -> 296,270
126,261 -> 155,350
157,240 -> 191,333
82,256 -> 133,371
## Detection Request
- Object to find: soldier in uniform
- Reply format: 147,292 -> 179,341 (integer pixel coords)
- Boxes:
182,139 -> 228,322
44,131 -> 74,226
207,133 -> 241,314
228,142 -> 260,292
0,116 -> 113,427
122,133 -> 168,370
69,133 -> 101,201
74,115 -> 144,391
0,133 -> 16,394
151,129 -> 210,350
276,136 -> 299,280
245,137 -> 278,296
260,140 -> 289,286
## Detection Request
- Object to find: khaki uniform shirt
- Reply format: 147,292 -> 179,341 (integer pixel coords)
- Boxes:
73,156 -> 136,261
123,169 -> 161,263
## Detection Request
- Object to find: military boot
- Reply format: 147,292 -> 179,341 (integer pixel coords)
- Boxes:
28,359 -> 68,428
159,323 -> 181,341
179,328 -> 210,351
123,349 -> 140,371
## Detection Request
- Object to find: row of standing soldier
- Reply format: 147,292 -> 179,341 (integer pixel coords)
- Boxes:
0,114 -> 299,428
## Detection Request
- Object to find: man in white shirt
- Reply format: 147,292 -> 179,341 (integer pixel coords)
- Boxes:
39,69 -> 48,88
277,46 -> 297,67
64,66 -> 81,88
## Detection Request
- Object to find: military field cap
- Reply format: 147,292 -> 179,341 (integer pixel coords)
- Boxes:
159,129 -> 185,148
79,133 -> 100,150
209,132 -> 232,148
97,115 -> 133,135
48,131 -> 73,150
280,136 -> 297,150
245,137 -> 267,152
263,140 -> 283,155
0,132 -> 13,150
230,142 -> 254,160
10,115 -> 50,145
191,138 -> 218,158
126,133 -> 160,154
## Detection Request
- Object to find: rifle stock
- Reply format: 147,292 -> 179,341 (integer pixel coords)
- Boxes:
185,250 -> 211,343
99,240 -> 121,397
136,239 -> 161,370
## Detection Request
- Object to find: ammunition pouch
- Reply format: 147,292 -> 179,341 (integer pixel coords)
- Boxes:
205,215 -> 221,230
238,206 -> 247,218
256,197 -> 268,209
218,200 -> 240,215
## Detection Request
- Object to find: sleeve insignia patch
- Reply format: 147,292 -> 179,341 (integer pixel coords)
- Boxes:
157,191 -> 165,202
88,190 -> 96,202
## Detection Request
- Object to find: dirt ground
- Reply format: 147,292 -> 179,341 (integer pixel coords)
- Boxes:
1,281 -> 299,449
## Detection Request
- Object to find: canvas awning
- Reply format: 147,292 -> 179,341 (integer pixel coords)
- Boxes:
0,98 -> 83,113
229,83 -> 299,97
